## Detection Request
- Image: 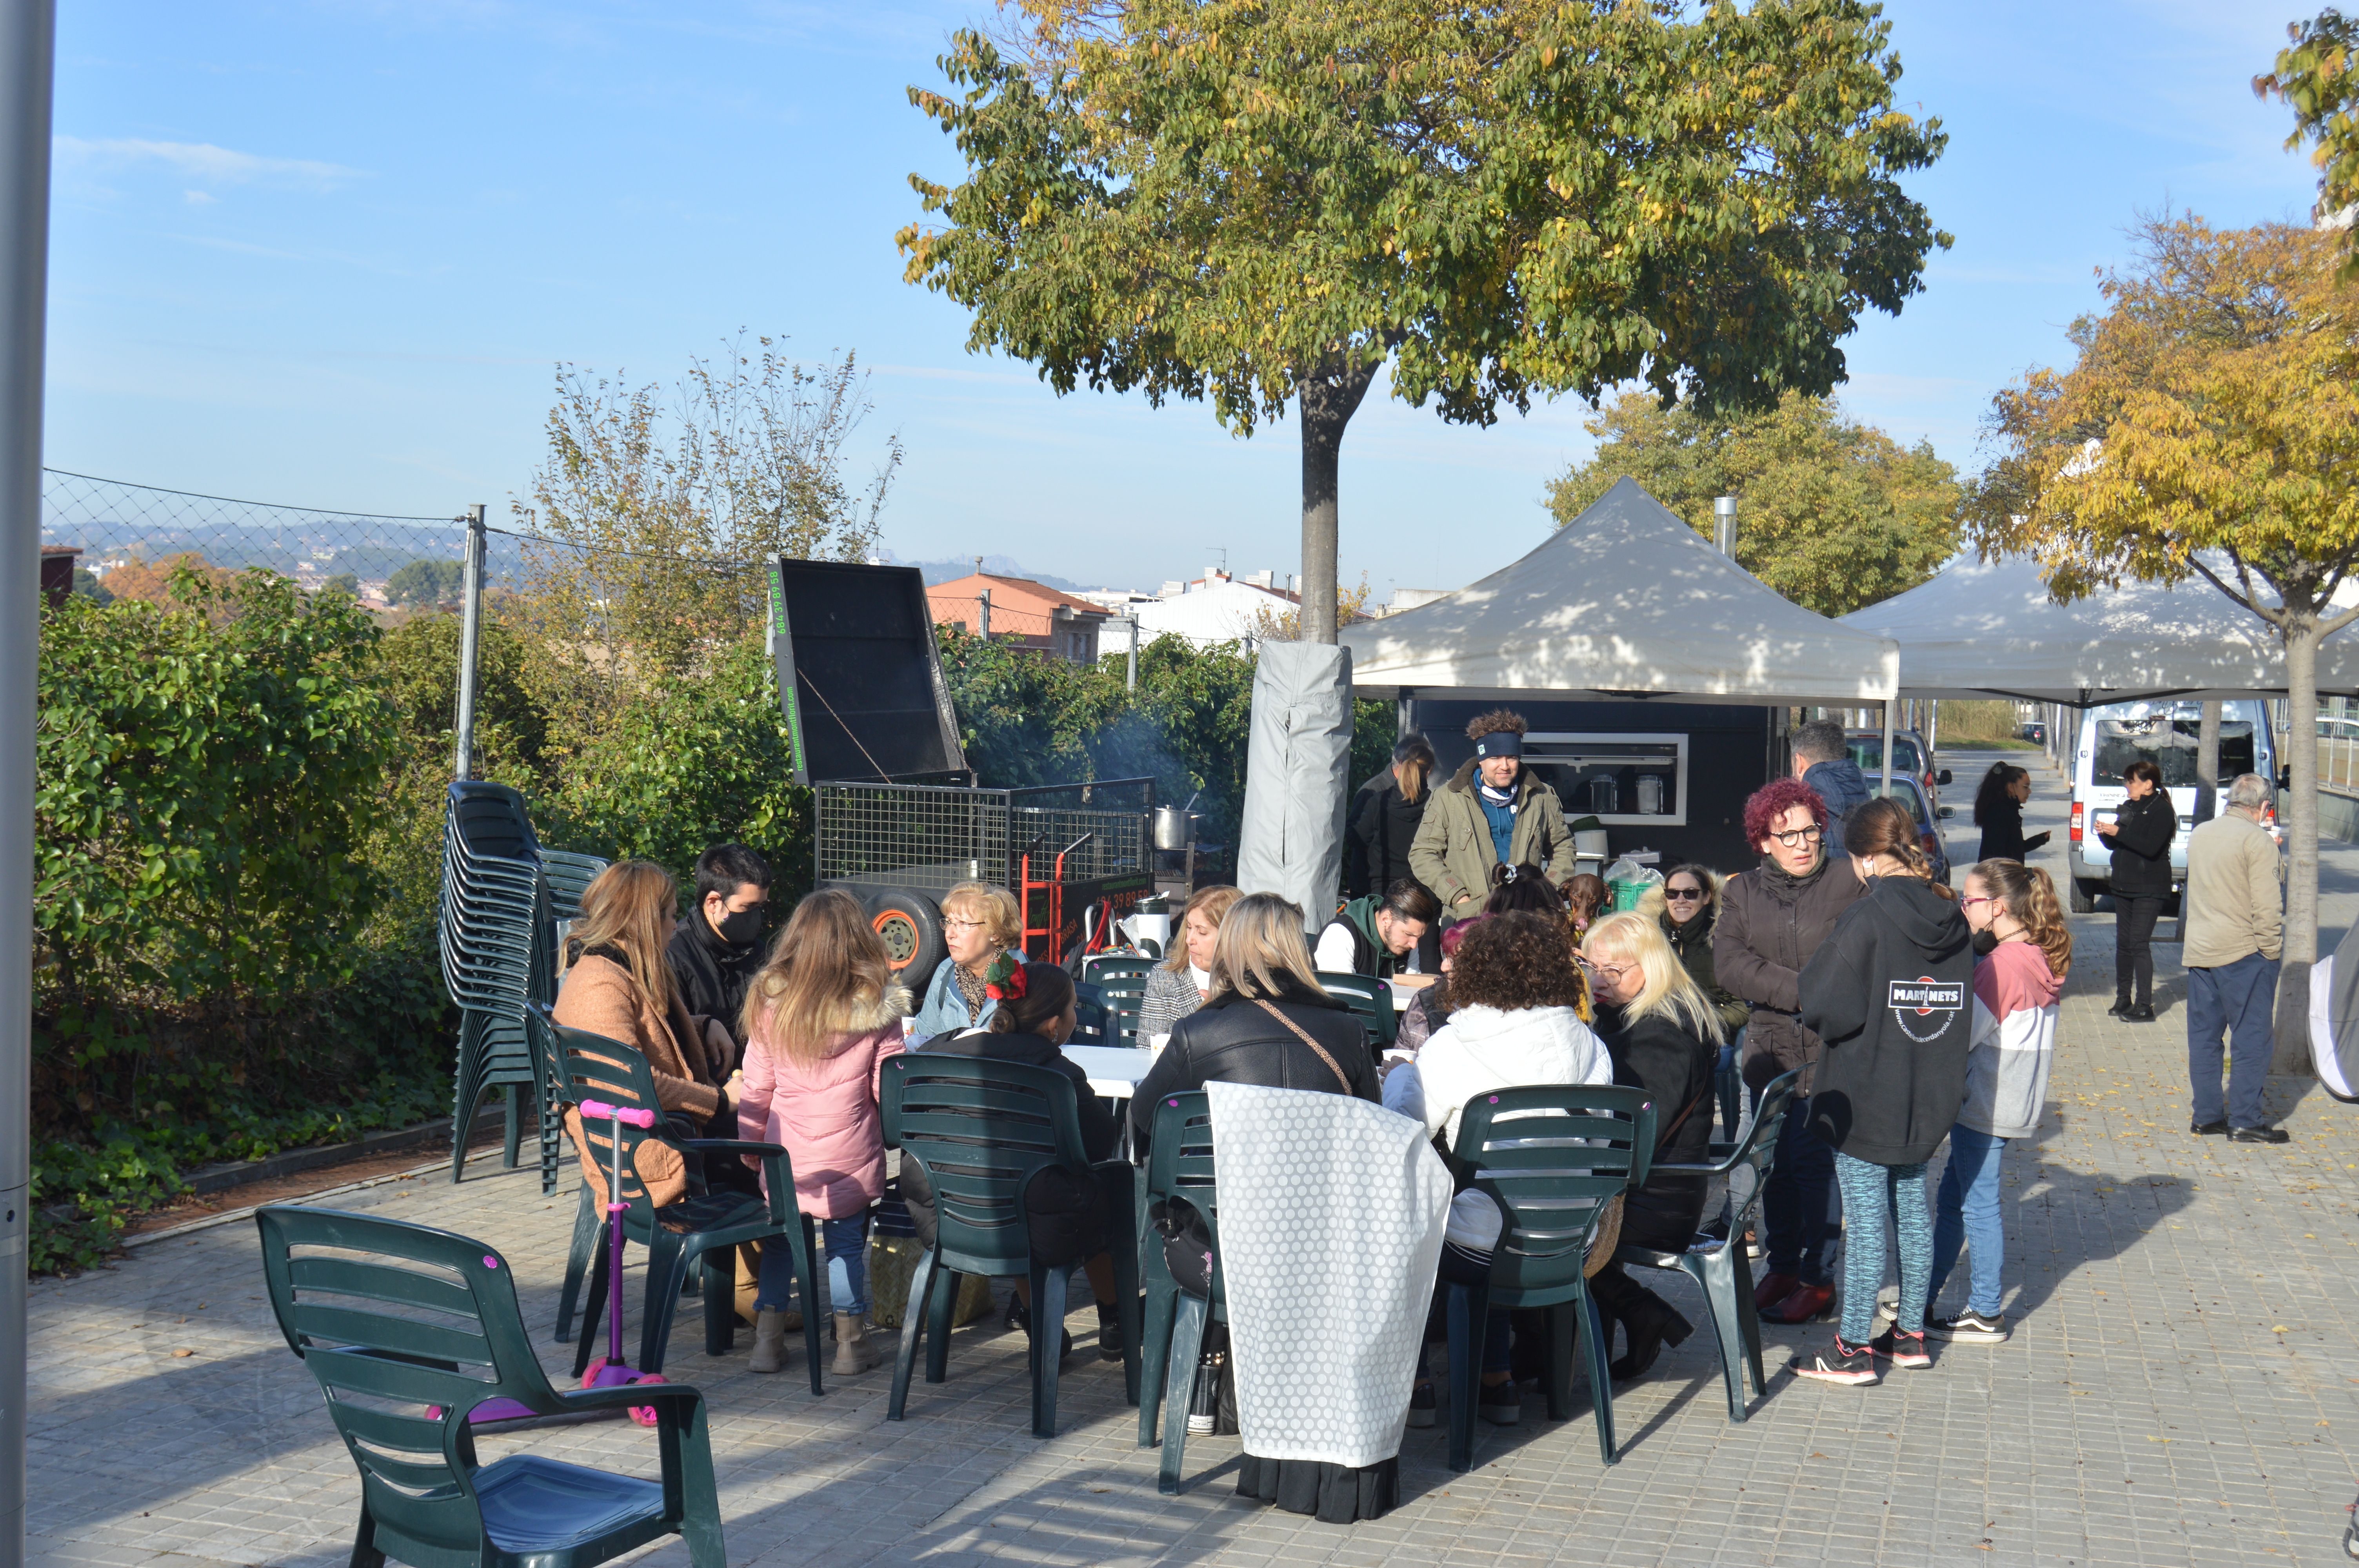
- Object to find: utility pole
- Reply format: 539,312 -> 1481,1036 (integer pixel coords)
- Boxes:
0,9 -> 53,1567
1123,616 -> 1139,691
978,588 -> 991,641
451,505 -> 486,780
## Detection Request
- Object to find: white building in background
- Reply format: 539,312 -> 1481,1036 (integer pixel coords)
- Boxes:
1116,568 -> 1301,648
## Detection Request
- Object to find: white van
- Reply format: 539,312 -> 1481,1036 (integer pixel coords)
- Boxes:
2066,699 -> 2277,913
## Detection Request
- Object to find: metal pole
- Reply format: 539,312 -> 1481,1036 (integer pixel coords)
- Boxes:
1126,616 -> 1138,691
0,9 -> 52,1565
978,588 -> 991,641
1713,495 -> 1738,557
451,504 -> 485,781
1879,697 -> 1897,798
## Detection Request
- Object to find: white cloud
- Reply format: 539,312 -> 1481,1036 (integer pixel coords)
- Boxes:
53,136 -> 366,192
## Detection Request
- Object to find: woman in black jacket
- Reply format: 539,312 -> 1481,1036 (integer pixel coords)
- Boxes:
1346,736 -> 1437,898
896,961 -> 1127,1362
1578,912 -> 1723,1381
2095,758 -> 2175,1022
1790,798 -> 1974,1387
1973,763 -> 2049,864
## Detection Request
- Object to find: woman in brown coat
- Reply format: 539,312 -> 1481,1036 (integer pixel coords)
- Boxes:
556,860 -> 743,1209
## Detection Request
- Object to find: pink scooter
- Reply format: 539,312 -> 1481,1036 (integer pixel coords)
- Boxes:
576,1097 -> 668,1426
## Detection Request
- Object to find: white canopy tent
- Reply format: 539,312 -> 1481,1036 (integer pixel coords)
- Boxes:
1341,476 -> 1899,706
1837,551 -> 2359,704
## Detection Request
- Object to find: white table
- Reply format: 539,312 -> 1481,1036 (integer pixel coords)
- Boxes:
1062,1045 -> 1157,1100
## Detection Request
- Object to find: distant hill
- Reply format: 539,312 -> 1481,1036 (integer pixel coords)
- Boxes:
880,551 -> 1096,594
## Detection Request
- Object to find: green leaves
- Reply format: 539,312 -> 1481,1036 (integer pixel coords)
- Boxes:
900,0 -> 1949,431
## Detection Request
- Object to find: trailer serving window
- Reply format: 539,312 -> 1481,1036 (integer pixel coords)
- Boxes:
1521,733 -> 1689,826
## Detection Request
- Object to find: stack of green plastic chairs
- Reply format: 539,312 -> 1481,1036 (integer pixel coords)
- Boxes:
439,782 -> 555,1185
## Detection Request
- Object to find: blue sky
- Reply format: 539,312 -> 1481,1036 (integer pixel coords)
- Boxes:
44,1 -> 2326,597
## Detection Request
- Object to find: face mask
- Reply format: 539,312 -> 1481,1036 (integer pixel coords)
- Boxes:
716,905 -> 765,947
1971,927 -> 2000,956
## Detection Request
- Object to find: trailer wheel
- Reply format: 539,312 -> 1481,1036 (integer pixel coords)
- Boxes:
866,889 -> 947,980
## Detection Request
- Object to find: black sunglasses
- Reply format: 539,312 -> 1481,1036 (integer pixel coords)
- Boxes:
1665,886 -> 1705,901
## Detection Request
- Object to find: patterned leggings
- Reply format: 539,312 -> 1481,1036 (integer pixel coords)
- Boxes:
1835,1151 -> 1932,1345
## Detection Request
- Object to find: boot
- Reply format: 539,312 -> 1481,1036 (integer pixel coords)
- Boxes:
832,1312 -> 880,1375
1597,1277 -> 1692,1381
749,1309 -> 789,1375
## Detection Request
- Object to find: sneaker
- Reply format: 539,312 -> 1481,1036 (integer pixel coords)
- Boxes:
1871,1327 -> 1932,1369
1477,1379 -> 1523,1426
1872,1285 -> 1901,1326
1185,1353 -> 1221,1436
1406,1382 -> 1437,1428
1790,1335 -> 1880,1386
1926,1308 -> 2010,1343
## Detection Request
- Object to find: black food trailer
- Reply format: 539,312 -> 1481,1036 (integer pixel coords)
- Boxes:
769,557 -> 1156,978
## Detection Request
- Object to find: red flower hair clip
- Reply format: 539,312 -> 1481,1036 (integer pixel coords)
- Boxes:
983,951 -> 1027,1002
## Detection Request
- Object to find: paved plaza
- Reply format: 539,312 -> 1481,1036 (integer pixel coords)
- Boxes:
27,752 -> 2359,1567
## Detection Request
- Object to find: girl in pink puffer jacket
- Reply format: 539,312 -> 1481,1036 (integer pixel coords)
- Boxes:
737,889 -> 910,1376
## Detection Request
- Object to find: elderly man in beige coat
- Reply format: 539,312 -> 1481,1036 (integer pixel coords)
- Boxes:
2182,773 -> 2286,1143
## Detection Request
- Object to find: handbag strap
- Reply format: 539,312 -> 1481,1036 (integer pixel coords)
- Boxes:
1254,999 -> 1355,1094
1654,1083 -> 1713,1153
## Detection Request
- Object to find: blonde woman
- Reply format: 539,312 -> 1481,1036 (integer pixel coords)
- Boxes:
736,889 -> 910,1375
556,861 -> 740,1210
1579,911 -> 1726,1382
1128,892 -> 1377,1154
909,881 -> 1024,1042
1140,884 -> 1242,1040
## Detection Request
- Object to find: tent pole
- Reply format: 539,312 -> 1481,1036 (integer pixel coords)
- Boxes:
1880,698 -> 1897,801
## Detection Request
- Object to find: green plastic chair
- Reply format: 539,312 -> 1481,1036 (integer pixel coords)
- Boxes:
1315,971 -> 1399,1051
1614,1068 -> 1802,1423
254,1204 -> 724,1568
1133,1090 -> 1223,1495
1084,955 -> 1155,986
551,1016 -> 827,1393
880,1054 -> 1140,1437
1442,1084 -> 1657,1472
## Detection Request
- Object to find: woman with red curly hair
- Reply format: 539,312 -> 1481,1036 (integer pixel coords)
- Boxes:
1712,773 -> 1867,1325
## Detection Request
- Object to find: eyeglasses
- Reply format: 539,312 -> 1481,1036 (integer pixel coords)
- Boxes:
1589,963 -> 1636,985
1960,896 -> 1996,910
1664,886 -> 1704,901
1771,825 -> 1824,847
943,918 -> 985,931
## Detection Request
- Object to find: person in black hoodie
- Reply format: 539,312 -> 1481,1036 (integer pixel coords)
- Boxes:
1347,736 -> 1443,970
664,843 -> 772,1048
1790,797 -> 1974,1387
1578,911 -> 1723,1381
896,960 -> 1127,1363
2095,758 -> 2175,1022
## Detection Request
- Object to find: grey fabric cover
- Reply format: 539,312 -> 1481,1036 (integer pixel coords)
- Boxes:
1237,642 -> 1356,933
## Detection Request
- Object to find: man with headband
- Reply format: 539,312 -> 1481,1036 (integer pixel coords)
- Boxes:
1410,708 -> 1579,922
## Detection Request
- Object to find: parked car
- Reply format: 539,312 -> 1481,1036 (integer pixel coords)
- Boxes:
1866,774 -> 1953,887
2019,720 -> 2048,744
2066,698 -> 2277,914
1846,728 -> 1953,820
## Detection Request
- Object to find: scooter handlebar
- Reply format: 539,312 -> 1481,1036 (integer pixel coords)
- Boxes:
578,1099 -> 658,1128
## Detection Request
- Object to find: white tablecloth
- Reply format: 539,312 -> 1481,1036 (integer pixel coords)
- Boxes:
1061,1045 -> 1156,1100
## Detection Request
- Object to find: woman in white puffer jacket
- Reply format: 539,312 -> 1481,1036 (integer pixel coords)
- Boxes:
1384,911 -> 1610,1428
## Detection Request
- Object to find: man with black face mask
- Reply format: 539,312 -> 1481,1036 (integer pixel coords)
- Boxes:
665,842 -> 772,1051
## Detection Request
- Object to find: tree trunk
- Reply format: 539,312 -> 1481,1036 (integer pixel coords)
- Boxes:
1298,355 -> 1378,646
2274,617 -> 2319,1074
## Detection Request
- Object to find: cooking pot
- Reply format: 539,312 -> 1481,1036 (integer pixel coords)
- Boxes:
1152,805 -> 1199,850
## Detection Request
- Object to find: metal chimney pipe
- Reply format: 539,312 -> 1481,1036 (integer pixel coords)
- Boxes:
1713,495 -> 1739,557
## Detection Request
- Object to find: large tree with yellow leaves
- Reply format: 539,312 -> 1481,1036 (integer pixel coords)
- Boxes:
898,0 -> 1948,641
1968,216 -> 2359,1064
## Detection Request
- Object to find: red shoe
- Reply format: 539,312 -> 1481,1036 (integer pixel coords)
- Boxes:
1762,1282 -> 1837,1324
1751,1272 -> 1799,1312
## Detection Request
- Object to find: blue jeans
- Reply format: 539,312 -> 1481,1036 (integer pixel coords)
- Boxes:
2187,952 -> 2278,1128
756,1214 -> 870,1316
1763,1093 -> 1841,1285
1926,1123 -> 2007,1319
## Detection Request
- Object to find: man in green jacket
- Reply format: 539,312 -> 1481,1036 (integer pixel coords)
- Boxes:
1408,709 -> 1578,920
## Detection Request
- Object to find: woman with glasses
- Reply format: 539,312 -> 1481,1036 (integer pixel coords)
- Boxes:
1579,911 -> 1725,1380
1712,776 -> 1866,1326
1639,865 -> 1752,1038
907,881 -> 1025,1043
